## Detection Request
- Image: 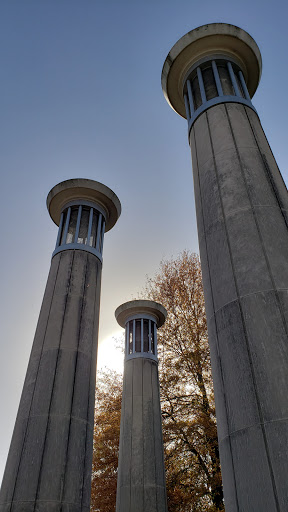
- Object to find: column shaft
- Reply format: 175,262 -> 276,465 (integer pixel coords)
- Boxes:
116,357 -> 167,512
0,249 -> 102,512
190,102 -> 288,511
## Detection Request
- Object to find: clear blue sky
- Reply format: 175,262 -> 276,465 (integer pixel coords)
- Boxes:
1,0 -> 288,481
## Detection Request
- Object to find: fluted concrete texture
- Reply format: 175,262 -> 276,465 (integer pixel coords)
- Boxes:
0,249 -> 102,512
116,357 -> 167,512
190,102 -> 288,511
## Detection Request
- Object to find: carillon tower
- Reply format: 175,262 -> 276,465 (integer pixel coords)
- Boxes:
162,23 -> 288,511
115,300 -> 168,512
0,178 -> 121,512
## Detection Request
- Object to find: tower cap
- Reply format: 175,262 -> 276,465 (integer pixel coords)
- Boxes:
47,178 -> 121,232
161,23 -> 262,118
115,300 -> 167,328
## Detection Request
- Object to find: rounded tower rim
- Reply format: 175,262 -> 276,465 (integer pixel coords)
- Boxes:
115,300 -> 167,328
161,23 -> 262,119
47,178 -> 121,231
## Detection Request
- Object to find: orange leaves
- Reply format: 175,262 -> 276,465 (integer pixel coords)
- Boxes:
145,252 -> 224,511
91,370 -> 122,512
91,253 -> 224,511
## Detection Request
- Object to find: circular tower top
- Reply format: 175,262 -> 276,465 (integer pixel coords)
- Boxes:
161,23 -> 262,119
47,178 -> 121,232
115,300 -> 167,328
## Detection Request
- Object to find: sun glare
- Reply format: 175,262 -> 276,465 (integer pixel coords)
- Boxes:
97,331 -> 124,374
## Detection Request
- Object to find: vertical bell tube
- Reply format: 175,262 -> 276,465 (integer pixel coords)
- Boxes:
115,300 -> 168,512
162,23 -> 288,511
0,178 -> 121,512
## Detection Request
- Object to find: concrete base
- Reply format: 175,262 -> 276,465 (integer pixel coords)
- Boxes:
0,249 -> 102,512
116,357 -> 167,512
190,102 -> 288,511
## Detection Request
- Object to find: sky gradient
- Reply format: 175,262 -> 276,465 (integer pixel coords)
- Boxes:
1,0 -> 288,482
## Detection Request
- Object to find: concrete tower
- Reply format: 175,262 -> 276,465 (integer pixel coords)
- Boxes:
0,179 -> 121,512
162,24 -> 288,511
115,300 -> 168,512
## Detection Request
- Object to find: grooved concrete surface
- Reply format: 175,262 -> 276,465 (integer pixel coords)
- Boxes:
190,102 -> 288,512
116,358 -> 167,512
0,249 -> 102,512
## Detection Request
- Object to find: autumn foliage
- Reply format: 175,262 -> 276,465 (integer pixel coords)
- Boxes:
91,252 -> 224,511
91,369 -> 122,512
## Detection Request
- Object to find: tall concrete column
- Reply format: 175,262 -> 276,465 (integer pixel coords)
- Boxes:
115,300 -> 168,512
0,179 -> 121,512
162,24 -> 288,511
